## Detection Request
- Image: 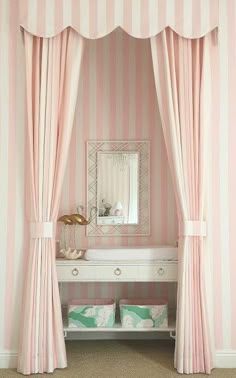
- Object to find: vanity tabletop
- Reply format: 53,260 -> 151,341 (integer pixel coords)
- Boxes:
56,258 -> 178,266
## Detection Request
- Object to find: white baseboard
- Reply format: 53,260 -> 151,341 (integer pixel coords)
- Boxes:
215,350 -> 236,368
0,352 -> 17,369
1,349 -> 236,369
66,332 -> 171,340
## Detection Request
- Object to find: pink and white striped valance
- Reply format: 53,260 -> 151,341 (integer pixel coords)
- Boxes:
20,0 -> 219,39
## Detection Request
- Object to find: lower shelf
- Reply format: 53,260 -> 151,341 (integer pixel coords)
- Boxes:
63,318 -> 176,333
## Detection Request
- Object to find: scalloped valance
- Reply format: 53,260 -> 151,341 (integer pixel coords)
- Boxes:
20,0 -> 219,39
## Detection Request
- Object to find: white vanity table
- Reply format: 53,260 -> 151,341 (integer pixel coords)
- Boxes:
56,252 -> 178,336
58,140 -> 177,336
56,259 -> 178,283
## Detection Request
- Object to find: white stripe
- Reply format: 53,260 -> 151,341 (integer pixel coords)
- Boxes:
75,60 -> 84,224
45,0 -> 55,36
166,0 -> 175,28
89,41 -> 97,138
183,0 -> 192,37
102,34 -> 110,140
0,0 -> 9,352
97,0 -> 107,34
167,168 -> 177,243
114,0 -> 123,27
131,0 -> 141,36
149,0 -> 159,36
27,0 -> 37,35
141,41 -> 149,139
203,34 -> 215,360
219,0 -> 231,349
63,0 -> 72,28
150,38 -> 165,243
201,0 -> 210,34
79,0 -> 89,36
153,99 -> 163,244
12,31 -> 26,350
128,37 -> 136,138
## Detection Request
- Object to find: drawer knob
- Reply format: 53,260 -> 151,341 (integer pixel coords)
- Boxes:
72,268 -> 79,276
158,267 -> 165,276
114,268 -> 122,276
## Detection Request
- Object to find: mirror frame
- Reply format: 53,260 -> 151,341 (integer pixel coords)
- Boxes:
86,141 -> 150,236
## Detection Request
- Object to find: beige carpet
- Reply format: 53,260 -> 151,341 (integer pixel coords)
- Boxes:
1,340 -> 236,377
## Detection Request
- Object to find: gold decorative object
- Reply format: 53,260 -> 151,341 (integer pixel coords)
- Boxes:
58,206 -> 97,226
70,213 -> 90,225
58,206 -> 98,252
57,215 -> 74,225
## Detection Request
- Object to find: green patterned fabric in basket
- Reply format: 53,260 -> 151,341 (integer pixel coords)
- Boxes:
68,300 -> 115,328
120,300 -> 168,328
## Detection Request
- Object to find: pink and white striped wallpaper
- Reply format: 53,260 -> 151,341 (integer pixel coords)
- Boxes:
59,29 -> 177,307
0,0 -> 236,361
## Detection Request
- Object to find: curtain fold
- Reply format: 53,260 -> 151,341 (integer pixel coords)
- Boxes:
17,28 -> 84,375
150,28 -> 213,374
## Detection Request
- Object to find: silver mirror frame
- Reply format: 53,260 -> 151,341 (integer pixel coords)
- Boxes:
86,141 -> 150,236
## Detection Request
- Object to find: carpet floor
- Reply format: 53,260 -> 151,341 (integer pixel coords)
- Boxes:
1,340 -> 236,377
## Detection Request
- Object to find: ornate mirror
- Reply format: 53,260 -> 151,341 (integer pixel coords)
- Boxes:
87,141 -> 150,236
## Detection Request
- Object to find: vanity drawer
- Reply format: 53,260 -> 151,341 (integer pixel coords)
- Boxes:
95,265 -> 138,281
56,265 -> 97,281
139,264 -> 178,282
56,262 -> 178,282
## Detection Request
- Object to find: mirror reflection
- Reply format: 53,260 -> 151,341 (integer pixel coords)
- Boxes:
97,152 -> 139,225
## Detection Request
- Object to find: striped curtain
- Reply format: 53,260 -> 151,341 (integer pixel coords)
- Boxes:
17,28 -> 84,374
150,28 -> 214,374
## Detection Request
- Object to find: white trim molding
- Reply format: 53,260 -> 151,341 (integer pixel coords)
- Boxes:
215,350 -> 236,368
0,352 -> 17,368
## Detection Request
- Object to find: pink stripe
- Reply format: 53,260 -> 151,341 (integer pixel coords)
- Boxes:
67,59 -> 78,298
72,0 -> 80,30
83,41 -> 90,249
108,282 -> 114,299
160,142 -> 168,244
106,0 -> 115,32
192,0 -> 201,38
133,38 -> 142,292
109,32 -> 116,140
69,124 -> 76,214
123,0 -> 132,33
140,0 -> 149,37
54,0 -> 63,33
135,39 -> 142,139
174,0 -> 184,36
148,42 -> 157,245
121,282 -> 127,298
4,0 -> 18,349
37,0 -> 45,35
227,0 -> 236,349
95,282 -> 101,299
81,283 -> 89,299
68,125 -> 77,300
20,101 -> 30,358
123,32 -> 130,140
96,38 -> 103,139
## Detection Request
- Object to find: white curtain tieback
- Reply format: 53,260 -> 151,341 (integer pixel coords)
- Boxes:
30,222 -> 56,238
179,220 -> 207,237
